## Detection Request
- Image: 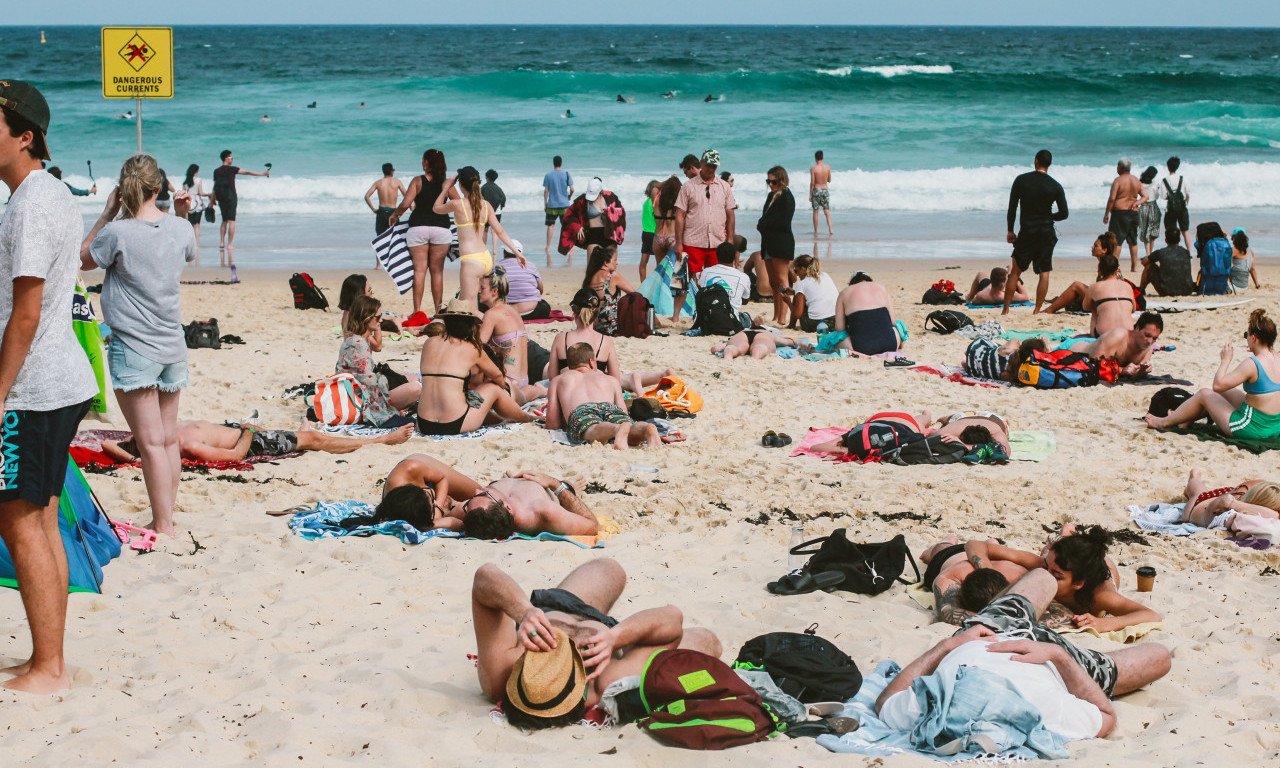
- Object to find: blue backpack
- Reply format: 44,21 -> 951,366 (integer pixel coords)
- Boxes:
1199,237 -> 1232,278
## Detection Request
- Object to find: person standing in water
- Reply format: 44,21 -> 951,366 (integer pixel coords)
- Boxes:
211,149 -> 269,265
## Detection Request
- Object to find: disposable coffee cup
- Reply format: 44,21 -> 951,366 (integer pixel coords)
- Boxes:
1136,566 -> 1156,592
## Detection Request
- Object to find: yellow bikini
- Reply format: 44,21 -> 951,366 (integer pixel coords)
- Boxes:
455,198 -> 493,271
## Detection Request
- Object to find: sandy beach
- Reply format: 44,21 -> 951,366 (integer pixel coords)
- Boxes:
4,256 -> 1280,766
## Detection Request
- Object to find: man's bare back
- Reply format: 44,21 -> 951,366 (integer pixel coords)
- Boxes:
551,367 -> 625,416
368,176 -> 405,208
1108,173 -> 1143,212
810,162 -> 831,188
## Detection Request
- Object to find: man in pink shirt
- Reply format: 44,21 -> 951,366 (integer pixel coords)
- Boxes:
674,148 -> 736,280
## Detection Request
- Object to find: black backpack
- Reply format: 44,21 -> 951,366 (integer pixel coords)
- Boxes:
922,287 -> 965,305
1163,177 -> 1186,213
289,272 -> 329,310
924,309 -> 974,334
693,284 -> 743,336
1149,386 -> 1194,418
734,625 -> 862,704
790,530 -> 920,596
883,433 -> 968,465
183,319 -> 221,349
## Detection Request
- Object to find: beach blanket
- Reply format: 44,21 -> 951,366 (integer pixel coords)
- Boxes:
321,422 -> 524,441
907,363 -> 1011,389
1145,298 -> 1252,312
968,300 -> 1032,309
288,500 -> 615,547
638,253 -> 696,319
371,223 -> 414,295
1008,430 -> 1055,462
523,310 -> 574,324
1129,502 -> 1280,545
999,328 -> 1079,342
71,429 -> 301,471
1181,422 -> 1280,454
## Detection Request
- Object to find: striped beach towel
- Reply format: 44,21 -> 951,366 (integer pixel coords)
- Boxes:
372,223 -> 413,295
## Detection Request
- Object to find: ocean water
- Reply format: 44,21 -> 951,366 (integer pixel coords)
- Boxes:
3,25 -> 1278,266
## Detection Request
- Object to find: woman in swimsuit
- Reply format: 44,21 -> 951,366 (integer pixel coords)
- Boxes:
582,244 -> 635,336
433,166 -> 526,305
1045,233 -> 1133,319
416,300 -> 533,436
832,272 -> 901,356
1179,469 -> 1277,528
1147,309 -> 1280,440
711,325 -> 796,360
1044,253 -> 1135,336
546,288 -> 672,394
387,148 -> 455,315
478,268 -> 545,404
336,296 -> 421,427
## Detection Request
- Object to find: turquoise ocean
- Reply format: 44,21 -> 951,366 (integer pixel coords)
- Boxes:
3,25 -> 1278,267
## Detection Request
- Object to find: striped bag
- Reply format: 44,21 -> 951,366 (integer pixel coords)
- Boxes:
371,223 -> 414,295
310,373 -> 365,425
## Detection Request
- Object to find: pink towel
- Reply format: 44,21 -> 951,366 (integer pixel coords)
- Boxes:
907,364 -> 1009,389
790,426 -> 848,458
524,310 -> 574,324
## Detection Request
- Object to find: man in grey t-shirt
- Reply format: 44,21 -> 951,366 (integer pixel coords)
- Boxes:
0,80 -> 97,695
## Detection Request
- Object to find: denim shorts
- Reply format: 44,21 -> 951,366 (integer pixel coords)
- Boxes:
108,338 -> 188,392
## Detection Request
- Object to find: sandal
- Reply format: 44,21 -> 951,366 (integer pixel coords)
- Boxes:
110,519 -> 157,552
767,569 -> 845,595
775,433 -> 792,447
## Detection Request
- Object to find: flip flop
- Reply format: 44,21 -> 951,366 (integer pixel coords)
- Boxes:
785,716 -> 860,738
807,702 -> 846,718
767,569 -> 845,595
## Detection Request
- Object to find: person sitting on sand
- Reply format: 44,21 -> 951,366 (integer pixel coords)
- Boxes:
711,323 -> 796,360
1042,253 -> 1136,336
338,273 -> 405,334
546,342 -> 659,449
546,288 -> 673,394
496,240 -> 550,320
1061,311 -> 1163,378
963,337 -> 1048,383
833,271 -> 902,356
337,295 -> 421,428
417,299 -> 534,436
966,267 -> 1028,306
810,410 -> 992,456
1140,229 -> 1194,297
102,419 -> 412,464
478,268 -> 545,404
1146,309 -> 1280,440
472,557 -> 722,729
379,457 -> 598,538
1178,469 -> 1279,528
582,244 -> 635,336
962,526 -> 1160,634
875,568 -> 1171,741
920,535 -> 1030,625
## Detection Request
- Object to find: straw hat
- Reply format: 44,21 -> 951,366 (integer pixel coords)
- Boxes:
436,298 -> 481,321
505,629 -> 587,719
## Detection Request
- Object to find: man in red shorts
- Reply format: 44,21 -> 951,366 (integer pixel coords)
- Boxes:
675,148 -> 735,282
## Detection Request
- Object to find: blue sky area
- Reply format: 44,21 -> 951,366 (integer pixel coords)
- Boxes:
3,1 -> 1277,26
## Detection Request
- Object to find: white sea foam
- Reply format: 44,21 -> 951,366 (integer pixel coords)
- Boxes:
816,66 -> 854,76
860,64 -> 954,78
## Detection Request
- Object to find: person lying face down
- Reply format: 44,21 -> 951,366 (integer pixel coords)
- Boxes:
377,455 -> 600,539
963,337 -> 1049,383
101,419 -> 412,464
808,410 -> 994,456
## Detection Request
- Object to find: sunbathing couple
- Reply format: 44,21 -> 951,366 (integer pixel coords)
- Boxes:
964,311 -> 1164,382
103,419 -> 412,464
813,409 -> 1010,459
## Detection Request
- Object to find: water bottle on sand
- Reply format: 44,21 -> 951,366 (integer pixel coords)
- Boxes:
788,525 -> 805,570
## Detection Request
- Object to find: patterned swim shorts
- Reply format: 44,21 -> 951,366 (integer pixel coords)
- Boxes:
960,593 -> 1118,697
566,402 -> 632,444
812,187 -> 830,210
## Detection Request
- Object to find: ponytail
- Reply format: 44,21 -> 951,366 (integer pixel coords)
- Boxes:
117,153 -> 163,220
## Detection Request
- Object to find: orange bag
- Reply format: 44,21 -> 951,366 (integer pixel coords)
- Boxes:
644,375 -> 702,415
310,373 -> 365,425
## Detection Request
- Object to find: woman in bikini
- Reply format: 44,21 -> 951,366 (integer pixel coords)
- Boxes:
433,166 -> 526,305
1046,253 -> 1136,337
478,268 -> 545,404
387,148 -> 455,315
546,288 -> 672,394
711,325 -> 795,360
649,176 -> 687,321
582,244 -> 635,336
1179,470 -> 1278,528
1044,233 -> 1135,320
416,300 -> 533,436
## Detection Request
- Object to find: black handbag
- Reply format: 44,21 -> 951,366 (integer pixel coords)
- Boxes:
790,530 -> 920,596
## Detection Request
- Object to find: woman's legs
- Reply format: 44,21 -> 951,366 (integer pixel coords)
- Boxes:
749,336 -> 778,359
389,381 -> 422,410
462,382 -> 535,432
765,258 -> 792,325
408,243 -> 431,314
624,368 -> 675,394
719,332 -> 751,359
1044,282 -> 1088,314
458,258 -> 486,304
115,387 -> 182,536
427,243 -> 450,313
1145,387 -> 1239,433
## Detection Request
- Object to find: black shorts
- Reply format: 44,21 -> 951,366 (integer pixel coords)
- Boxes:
922,543 -> 966,590
0,399 -> 92,507
375,206 -> 394,235
247,430 -> 298,457
219,197 -> 238,222
1011,226 -> 1057,274
187,211 -> 203,227
1109,209 -> 1139,246
530,588 -> 619,628
641,230 -> 655,256
1164,206 -> 1188,234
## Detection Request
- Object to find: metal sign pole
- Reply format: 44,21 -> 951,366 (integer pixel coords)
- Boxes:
135,94 -> 142,152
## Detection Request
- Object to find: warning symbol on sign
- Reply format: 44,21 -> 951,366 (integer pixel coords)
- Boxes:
117,34 -> 154,71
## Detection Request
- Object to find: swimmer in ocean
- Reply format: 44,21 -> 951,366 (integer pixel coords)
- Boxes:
563,109 -> 575,118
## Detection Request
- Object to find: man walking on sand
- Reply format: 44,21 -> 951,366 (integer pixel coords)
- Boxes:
0,80 -> 99,694
1004,149 -> 1068,316
810,150 -> 833,237
546,342 -> 659,449
364,162 -> 405,237
1104,157 -> 1147,273
543,155 -> 574,264
211,149 -> 269,264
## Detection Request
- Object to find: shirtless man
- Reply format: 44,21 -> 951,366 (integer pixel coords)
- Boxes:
809,150 -> 833,237
919,535 -> 1029,625
364,162 -> 406,239
833,272 -> 901,356
546,342 -> 659,449
102,419 -> 411,464
1065,311 -> 1163,377
965,267 -> 1028,306
471,558 -> 721,728
1104,158 -> 1148,273
931,410 -> 1010,454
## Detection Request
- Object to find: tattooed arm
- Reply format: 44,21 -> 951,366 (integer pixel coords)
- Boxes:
1040,601 -> 1076,629
934,576 -> 976,626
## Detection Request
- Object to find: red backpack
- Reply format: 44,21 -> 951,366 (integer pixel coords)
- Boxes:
637,649 -> 782,750
615,292 -> 653,338
289,272 -> 330,311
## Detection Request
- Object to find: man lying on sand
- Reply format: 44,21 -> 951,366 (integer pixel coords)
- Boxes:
920,535 -> 1030,626
379,456 -> 600,539
472,558 -> 721,729
875,569 -> 1171,741
1059,311 -> 1163,377
966,267 -> 1028,306
963,337 -> 1047,383
546,342 -> 660,449
102,419 -> 412,464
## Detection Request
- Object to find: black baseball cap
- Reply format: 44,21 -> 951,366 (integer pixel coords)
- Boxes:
0,80 -> 51,160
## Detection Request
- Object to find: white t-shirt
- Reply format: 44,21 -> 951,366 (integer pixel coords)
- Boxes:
698,263 -> 750,314
0,170 -> 98,411
794,273 -> 838,319
879,640 -> 1103,741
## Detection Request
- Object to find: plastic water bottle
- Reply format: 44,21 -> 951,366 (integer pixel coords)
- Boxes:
788,525 -> 806,570
230,264 -> 239,284
816,321 -> 829,335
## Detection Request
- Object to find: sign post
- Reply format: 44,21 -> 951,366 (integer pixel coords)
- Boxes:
100,27 -> 173,152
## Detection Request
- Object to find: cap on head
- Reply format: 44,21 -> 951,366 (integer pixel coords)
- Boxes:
502,238 -> 524,258
505,629 -> 587,720
584,177 -> 604,202
700,149 -> 720,168
0,80 -> 51,160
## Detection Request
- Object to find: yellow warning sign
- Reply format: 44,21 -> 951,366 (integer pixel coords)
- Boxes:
101,27 -> 173,99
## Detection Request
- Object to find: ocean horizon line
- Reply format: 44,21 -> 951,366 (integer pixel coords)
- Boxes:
6,23 -> 1280,30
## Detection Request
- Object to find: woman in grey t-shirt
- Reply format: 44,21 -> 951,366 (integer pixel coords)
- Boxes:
80,153 -> 196,536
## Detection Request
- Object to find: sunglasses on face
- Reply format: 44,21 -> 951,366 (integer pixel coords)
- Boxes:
469,488 -> 508,514
767,178 -> 779,186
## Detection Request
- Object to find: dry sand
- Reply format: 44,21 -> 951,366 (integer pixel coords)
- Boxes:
4,257 -> 1280,765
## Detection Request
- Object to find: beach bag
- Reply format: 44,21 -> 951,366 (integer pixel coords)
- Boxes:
628,397 -> 667,422
644,375 -> 703,415
290,272 -> 330,310
1121,277 -> 1147,310
1148,386 -> 1193,417
693,284 -> 743,337
884,433 -> 969,465
638,649 -> 782,750
789,530 -> 920,596
1016,349 -> 1100,389
183,319 -> 221,350
924,309 -> 973,334
72,285 -> 108,414
733,626 -> 862,704
839,418 -> 923,462
922,279 -> 964,305
1163,177 -> 1186,215
310,372 -> 365,426
615,292 -> 654,339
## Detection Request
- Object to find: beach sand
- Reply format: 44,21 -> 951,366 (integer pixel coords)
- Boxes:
4,257 -> 1280,765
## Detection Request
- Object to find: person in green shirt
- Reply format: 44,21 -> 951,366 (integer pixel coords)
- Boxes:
639,179 -> 658,280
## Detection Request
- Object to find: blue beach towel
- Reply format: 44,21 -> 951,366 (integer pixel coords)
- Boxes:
969,300 -> 1032,309
638,252 -> 696,318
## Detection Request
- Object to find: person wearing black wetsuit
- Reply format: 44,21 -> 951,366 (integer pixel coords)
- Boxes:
1005,149 -> 1068,315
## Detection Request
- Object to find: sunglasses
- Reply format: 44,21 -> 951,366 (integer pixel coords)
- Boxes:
705,185 -> 711,199
767,178 -> 779,186
469,488 -> 509,514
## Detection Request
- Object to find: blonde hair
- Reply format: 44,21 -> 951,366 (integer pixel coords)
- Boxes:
484,269 -> 510,301
345,295 -> 381,336
793,254 -> 821,278
117,153 -> 163,219
1242,481 -> 1280,511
